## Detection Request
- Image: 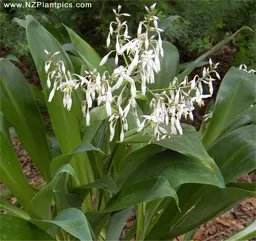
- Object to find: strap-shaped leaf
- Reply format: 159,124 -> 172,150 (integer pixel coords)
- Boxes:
0,59 -> 51,180
0,197 -> 30,221
221,105 -> 256,136
124,125 -> 215,169
225,219 -> 256,241
0,214 -> 53,240
32,164 -> 79,219
0,113 -> 38,218
51,142 -> 104,176
146,183 -> 255,240
106,208 -> 133,241
26,15 -> 81,154
73,175 -> 118,197
208,125 -> 256,183
40,208 -> 92,241
65,25 -> 107,74
178,26 -> 252,80
26,16 -> 94,198
124,151 -> 224,189
105,176 -> 178,212
149,41 -> 179,90
202,67 -> 256,147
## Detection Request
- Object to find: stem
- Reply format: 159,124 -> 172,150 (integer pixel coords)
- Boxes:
135,78 -> 157,98
122,53 -> 129,67
97,145 -> 118,210
136,202 -> 146,241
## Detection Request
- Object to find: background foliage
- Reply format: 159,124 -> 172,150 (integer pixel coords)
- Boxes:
1,0 -> 255,68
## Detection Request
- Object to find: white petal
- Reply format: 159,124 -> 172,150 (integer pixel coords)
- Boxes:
112,76 -> 123,91
67,96 -> 72,111
86,109 -> 90,126
209,81 -> 213,95
60,61 -> 65,73
175,119 -> 183,135
106,33 -> 111,47
48,86 -> 56,102
137,22 -> 143,37
121,13 -> 131,17
106,101 -> 112,116
109,121 -> 115,141
45,61 -> 51,73
115,54 -> 119,65
100,51 -> 114,66
151,3 -> 156,10
47,73 -> 51,88
120,129 -> 124,142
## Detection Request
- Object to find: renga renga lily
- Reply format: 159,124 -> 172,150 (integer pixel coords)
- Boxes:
44,3 -> 221,142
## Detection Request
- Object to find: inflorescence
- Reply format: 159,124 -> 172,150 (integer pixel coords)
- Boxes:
44,3 -> 221,142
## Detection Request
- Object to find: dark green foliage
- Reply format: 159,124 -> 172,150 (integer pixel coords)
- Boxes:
1,0 -> 255,68
161,0 -> 256,67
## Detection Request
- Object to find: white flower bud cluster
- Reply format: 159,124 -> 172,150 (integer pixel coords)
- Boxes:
239,64 -> 256,74
44,4 -> 220,142
138,59 -> 220,140
44,50 -> 79,111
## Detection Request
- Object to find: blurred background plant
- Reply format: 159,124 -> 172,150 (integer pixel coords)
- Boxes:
1,0 -> 255,69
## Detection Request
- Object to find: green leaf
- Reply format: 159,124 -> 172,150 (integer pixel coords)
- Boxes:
126,151 -> 224,189
149,41 -> 179,90
0,197 -> 30,221
26,16 -> 92,195
202,67 -> 256,147
106,208 -> 133,241
146,183 -> 255,240
82,122 -> 103,143
0,114 -> 38,217
13,17 -> 26,28
65,25 -> 106,73
221,105 -> 256,136
86,211 -> 110,238
0,214 -> 53,240
208,125 -> 256,183
51,141 -> 104,176
32,164 -> 79,219
4,54 -> 20,63
29,84 -> 46,108
159,16 -> 184,31
124,125 -> 215,169
73,175 -> 118,197
178,26 -> 253,80
183,229 -> 197,241
90,105 -> 117,124
117,145 -> 163,188
40,208 -> 92,241
105,176 -> 178,212
0,59 -> 51,180
225,219 -> 256,241
26,15 -> 81,154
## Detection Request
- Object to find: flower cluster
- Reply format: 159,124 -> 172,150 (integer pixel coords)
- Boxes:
138,59 -> 220,140
44,50 -> 79,111
44,3 -> 220,142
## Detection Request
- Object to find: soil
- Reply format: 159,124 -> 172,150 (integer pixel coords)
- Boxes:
0,44 -> 255,241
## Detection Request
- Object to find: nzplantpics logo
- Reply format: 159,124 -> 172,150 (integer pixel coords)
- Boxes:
2,1 -> 92,9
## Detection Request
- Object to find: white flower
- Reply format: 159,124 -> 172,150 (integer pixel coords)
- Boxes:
44,6 -> 221,143
239,64 -> 256,74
